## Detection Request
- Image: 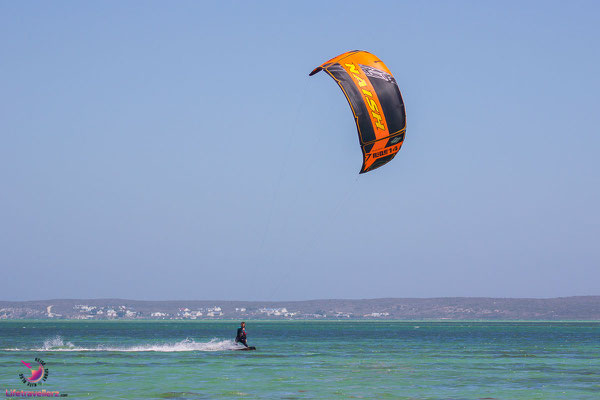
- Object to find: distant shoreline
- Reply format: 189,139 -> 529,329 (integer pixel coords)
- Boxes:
1,296 -> 598,321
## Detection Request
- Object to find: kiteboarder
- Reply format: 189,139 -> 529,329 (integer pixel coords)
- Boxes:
235,321 -> 248,347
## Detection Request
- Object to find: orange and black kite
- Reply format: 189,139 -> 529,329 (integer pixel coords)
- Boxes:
310,50 -> 406,174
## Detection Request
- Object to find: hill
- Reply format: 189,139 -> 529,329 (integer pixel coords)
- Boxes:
1,296 -> 599,320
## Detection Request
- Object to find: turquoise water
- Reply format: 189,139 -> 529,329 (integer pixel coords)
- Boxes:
0,321 -> 598,399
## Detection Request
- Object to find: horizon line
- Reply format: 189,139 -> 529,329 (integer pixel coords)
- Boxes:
2,295 -> 599,303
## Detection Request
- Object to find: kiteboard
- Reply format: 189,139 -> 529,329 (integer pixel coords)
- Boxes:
234,346 -> 256,351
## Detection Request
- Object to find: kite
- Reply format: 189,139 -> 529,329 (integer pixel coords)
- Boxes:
310,50 -> 406,173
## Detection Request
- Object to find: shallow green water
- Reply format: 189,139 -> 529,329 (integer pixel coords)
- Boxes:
1,321 -> 598,399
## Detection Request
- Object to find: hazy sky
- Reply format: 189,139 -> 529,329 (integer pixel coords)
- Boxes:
2,1 -> 599,301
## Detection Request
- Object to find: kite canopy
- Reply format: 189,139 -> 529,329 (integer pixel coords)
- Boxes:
310,50 -> 406,173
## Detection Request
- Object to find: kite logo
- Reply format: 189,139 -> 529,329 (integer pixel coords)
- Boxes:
390,136 -> 402,145
19,358 -> 49,387
344,62 -> 386,131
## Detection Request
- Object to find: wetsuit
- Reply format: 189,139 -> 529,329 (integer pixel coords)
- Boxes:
235,327 -> 248,347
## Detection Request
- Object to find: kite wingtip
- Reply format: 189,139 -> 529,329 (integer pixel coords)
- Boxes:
308,67 -> 322,76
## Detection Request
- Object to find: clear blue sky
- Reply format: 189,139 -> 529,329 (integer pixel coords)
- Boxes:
1,1 -> 599,301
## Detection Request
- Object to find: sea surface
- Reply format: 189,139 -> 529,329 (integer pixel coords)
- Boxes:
0,320 -> 598,399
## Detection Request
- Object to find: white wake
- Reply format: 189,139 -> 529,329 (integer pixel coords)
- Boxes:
3,335 -> 246,352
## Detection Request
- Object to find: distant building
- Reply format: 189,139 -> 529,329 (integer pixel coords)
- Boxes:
151,312 -> 167,317
334,312 -> 351,318
364,312 -> 389,318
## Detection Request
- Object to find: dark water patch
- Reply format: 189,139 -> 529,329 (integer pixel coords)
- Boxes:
77,371 -> 122,376
497,352 -> 537,358
158,392 -> 208,399
220,353 -> 296,359
52,360 -> 153,367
